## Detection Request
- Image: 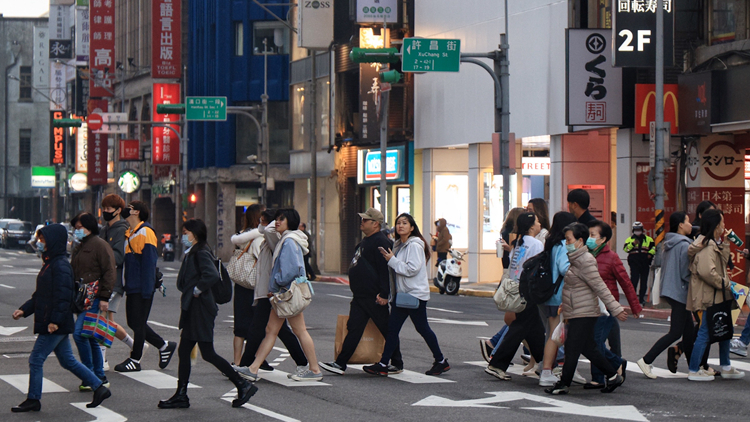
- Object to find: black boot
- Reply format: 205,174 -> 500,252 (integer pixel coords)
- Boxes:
11,399 -> 41,413
158,383 -> 190,409
231,377 -> 258,408
87,385 -> 111,408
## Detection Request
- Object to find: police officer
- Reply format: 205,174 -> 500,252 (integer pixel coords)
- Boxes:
623,222 -> 655,306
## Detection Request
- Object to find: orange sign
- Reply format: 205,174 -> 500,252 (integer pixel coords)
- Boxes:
635,84 -> 679,134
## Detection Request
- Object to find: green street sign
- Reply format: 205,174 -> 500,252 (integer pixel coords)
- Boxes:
186,96 -> 227,121
401,38 -> 461,72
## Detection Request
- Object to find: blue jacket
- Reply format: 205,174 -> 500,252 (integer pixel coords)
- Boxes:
269,238 -> 307,293
123,221 -> 159,298
20,224 -> 76,335
544,241 -> 570,307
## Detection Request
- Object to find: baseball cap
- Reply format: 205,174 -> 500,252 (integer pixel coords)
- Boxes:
358,208 -> 384,224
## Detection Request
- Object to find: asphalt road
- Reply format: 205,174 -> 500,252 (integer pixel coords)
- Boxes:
0,247 -> 748,422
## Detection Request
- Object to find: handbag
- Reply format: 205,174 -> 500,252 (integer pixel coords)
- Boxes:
270,277 -> 314,318
72,279 -> 99,314
706,279 -> 734,343
493,276 -> 527,313
226,241 -> 258,290
80,310 -> 116,348
395,292 -> 420,309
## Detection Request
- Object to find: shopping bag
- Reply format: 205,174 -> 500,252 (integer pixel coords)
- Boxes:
333,315 -> 385,364
550,319 -> 567,346
80,311 -> 98,339
80,311 -> 116,348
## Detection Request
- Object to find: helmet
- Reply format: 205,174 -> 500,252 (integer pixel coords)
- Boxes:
632,222 -> 644,232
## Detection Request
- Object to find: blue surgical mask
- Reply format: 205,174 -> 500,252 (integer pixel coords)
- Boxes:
181,234 -> 193,248
74,229 -> 86,240
586,237 -> 599,250
37,241 -> 46,252
565,243 -> 577,253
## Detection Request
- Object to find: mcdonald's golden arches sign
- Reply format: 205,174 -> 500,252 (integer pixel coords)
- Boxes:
635,84 -> 679,134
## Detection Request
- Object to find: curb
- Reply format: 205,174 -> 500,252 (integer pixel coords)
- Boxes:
316,276 -> 349,285
429,285 -> 494,298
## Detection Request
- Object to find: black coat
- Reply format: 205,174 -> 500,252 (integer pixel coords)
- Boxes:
176,244 -> 220,342
20,224 -> 76,335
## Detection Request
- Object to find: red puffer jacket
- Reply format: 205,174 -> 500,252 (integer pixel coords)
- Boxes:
594,245 -> 643,315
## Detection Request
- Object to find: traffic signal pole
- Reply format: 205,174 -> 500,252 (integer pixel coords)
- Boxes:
653,0 -> 666,250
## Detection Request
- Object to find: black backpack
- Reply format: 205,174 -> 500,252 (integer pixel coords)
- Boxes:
518,250 -> 564,305
193,251 -> 233,305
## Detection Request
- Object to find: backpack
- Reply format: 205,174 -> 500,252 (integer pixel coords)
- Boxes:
518,250 -> 564,305
193,250 -> 233,305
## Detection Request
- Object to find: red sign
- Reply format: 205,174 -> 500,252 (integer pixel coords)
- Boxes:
635,84 -> 679,135
635,163 -> 677,238
50,111 -> 65,165
152,83 -> 181,165
89,0 -> 115,97
87,99 -> 108,185
87,113 -> 103,131
745,155 -> 750,180
119,139 -> 139,161
152,0 -> 181,78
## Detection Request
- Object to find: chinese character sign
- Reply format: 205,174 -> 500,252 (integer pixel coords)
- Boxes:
76,6 -> 91,63
635,162 -> 676,237
89,0 -> 115,97
151,0 -> 181,78
87,99 -> 109,185
613,0 -> 674,67
152,83 -> 181,165
119,139 -> 139,161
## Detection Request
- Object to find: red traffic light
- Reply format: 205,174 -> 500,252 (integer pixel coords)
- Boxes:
189,193 -> 197,203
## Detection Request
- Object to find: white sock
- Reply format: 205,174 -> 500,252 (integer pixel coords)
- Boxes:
541,369 -> 552,377
722,365 -> 732,371
122,334 -> 134,349
100,345 -> 107,361
159,343 -> 168,352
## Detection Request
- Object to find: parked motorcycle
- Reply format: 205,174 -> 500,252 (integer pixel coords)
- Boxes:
161,234 -> 175,262
433,249 -> 464,295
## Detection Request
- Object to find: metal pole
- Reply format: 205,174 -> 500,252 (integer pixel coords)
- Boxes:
500,0 -> 511,217
654,0 -> 665,248
309,52 -> 318,269
380,22 -> 389,222
261,39 -> 269,205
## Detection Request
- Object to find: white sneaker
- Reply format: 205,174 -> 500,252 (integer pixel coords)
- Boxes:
688,369 -> 714,382
287,365 -> 309,379
721,367 -> 745,379
102,360 -> 110,372
572,370 -> 586,385
730,339 -> 748,357
539,371 -> 559,387
636,358 -> 657,379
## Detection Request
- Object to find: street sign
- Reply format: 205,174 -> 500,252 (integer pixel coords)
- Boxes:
402,38 -> 461,72
186,96 -> 227,121
95,112 -> 128,134
87,113 -> 103,131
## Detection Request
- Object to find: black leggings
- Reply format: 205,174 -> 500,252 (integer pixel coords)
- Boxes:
178,339 -> 240,385
126,293 -> 166,360
562,317 -> 617,387
643,297 -> 695,365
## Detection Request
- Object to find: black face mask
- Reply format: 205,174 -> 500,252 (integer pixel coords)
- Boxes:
120,207 -> 131,219
102,211 -> 116,222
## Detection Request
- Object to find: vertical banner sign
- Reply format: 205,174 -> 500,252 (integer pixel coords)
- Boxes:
152,83 -> 181,165
75,6 -> 90,63
566,29 -> 623,126
152,0 -> 181,78
89,0 -> 115,98
76,123 -> 88,172
678,72 -> 714,135
87,99 -> 109,185
359,63 -> 381,142
49,3 -> 72,59
50,111 -> 66,165
33,27 -> 49,91
49,60 -> 67,110
613,0 -> 674,67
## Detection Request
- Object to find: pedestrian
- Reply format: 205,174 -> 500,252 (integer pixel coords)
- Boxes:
538,212 -> 577,387
239,209 -> 324,382
363,213 -> 450,376
586,220 -> 641,388
434,218 -> 452,266
11,224 -> 111,412
70,212 -> 116,392
158,219 -> 257,409
319,208 -> 403,375
623,222 -> 655,305
690,200 -> 716,239
527,198 -> 550,243
636,212 -> 696,378
234,209 -> 309,379
545,223 -> 626,395
567,189 -> 596,225
685,209 -> 745,381
114,201 -> 177,373
99,194 -> 136,371
230,204 -> 265,366
299,222 -> 316,281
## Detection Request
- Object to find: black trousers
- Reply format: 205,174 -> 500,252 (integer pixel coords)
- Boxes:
233,285 -> 255,339
336,297 -> 403,368
628,255 -> 650,302
561,317 -> 617,387
238,298 -> 308,367
178,339 -> 240,385
643,297 -> 695,364
607,319 -> 621,356
304,254 -> 316,280
488,305 -> 545,371
125,293 -> 166,361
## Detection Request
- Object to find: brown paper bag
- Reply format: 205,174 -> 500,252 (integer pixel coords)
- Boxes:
333,314 -> 385,364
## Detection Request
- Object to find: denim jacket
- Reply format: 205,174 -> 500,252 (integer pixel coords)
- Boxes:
269,231 -> 309,293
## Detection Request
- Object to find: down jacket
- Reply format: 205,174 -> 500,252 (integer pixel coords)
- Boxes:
593,245 -> 642,315
687,235 -> 737,312
561,246 -> 623,319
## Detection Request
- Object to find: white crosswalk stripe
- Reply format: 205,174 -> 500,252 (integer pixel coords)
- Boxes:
71,402 -> 128,422
117,370 -> 201,389
346,365 -> 455,384
0,374 -> 69,393
255,369 -> 331,387
222,390 -> 300,422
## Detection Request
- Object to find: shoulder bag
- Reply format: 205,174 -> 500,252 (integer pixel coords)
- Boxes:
73,279 -> 99,314
395,292 -> 420,309
493,276 -> 527,313
706,278 -> 734,343
270,277 -> 314,318
226,241 -> 258,289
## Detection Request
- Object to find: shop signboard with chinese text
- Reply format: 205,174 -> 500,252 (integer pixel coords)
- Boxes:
75,6 -> 90,63
613,0 -> 674,67
678,71 -> 714,135
359,63 -> 381,142
119,139 -> 139,161
89,0 -> 115,97
402,38 -> 460,72
50,61 -> 67,110
152,83 -> 181,165
49,3 -> 71,59
50,111 -> 66,165
635,162 -> 677,237
357,0 -> 398,24
635,84 -> 679,134
87,99 -> 109,186
566,29 -> 622,126
152,0 -> 181,78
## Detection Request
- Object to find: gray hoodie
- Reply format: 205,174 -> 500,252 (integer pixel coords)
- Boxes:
388,236 -> 430,301
253,222 -> 280,303
659,232 -> 692,304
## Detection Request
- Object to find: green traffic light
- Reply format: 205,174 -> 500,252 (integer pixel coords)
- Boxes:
350,47 -> 400,64
52,119 -> 83,128
156,104 -> 186,114
379,70 -> 402,83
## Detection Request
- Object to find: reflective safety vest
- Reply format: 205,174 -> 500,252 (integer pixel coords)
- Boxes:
623,235 -> 655,256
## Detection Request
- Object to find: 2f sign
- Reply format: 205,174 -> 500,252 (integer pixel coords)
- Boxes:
618,29 -> 651,52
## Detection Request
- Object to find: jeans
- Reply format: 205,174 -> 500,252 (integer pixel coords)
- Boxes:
488,305 -> 545,371
28,334 -> 102,400
739,313 -> 750,345
336,297 -> 403,368
689,312 -> 730,372
238,298 -> 307,367
126,293 -> 167,360
643,297 -> 695,365
490,325 -> 510,355
73,299 -> 105,382
380,300 -> 443,365
561,317 -> 617,387
591,315 -> 622,384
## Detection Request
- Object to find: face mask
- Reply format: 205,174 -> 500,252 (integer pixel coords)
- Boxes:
634,231 -> 643,236
102,211 -> 116,221
120,207 -> 131,219
566,243 -> 577,253
181,234 -> 193,248
586,237 -> 599,250
74,229 -> 86,240
36,241 -> 45,252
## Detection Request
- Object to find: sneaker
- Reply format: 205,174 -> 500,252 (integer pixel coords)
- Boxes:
572,370 -> 586,385
538,372 -> 559,387
235,366 -> 259,382
480,339 -> 493,363
688,369 -> 715,381
102,360 -> 110,372
319,361 -> 346,375
79,384 -> 93,392
720,367 -> 746,379
287,365 -> 309,379
114,358 -> 141,372
485,365 -> 511,381
636,358 -> 657,379
425,360 -> 450,375
291,369 -> 323,381
386,365 -> 404,375
544,381 -> 568,395
159,341 -> 177,369
667,346 -> 680,373
259,361 -> 274,371
704,366 -> 718,376
730,339 -> 748,357
363,363 -> 388,377
601,374 -> 624,393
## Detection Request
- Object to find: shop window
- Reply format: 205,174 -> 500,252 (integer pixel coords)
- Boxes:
253,21 -> 289,55
19,66 -> 32,101
435,174 -> 469,249
234,22 -> 244,56
712,0 -> 735,44
19,129 -> 31,166
291,84 -> 306,151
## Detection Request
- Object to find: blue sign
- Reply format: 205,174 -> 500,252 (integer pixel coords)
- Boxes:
364,149 -> 400,181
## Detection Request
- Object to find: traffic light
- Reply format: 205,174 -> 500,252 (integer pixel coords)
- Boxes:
379,69 -> 402,83
350,47 -> 400,64
156,104 -> 186,114
188,192 -> 197,207
53,119 -> 83,128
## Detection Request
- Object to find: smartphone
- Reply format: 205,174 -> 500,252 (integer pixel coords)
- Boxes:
378,246 -> 387,253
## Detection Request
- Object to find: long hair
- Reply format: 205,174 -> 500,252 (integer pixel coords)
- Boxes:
501,207 -> 526,235
514,213 -> 537,248
544,212 -> 578,253
700,208 -> 723,245
693,200 -> 716,225
669,211 -> 688,234
528,198 -> 550,230
241,204 -> 263,232
395,213 -> 431,262
183,219 -> 208,252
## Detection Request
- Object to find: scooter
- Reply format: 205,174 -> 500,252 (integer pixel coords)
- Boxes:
161,234 -> 175,262
433,249 -> 464,295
